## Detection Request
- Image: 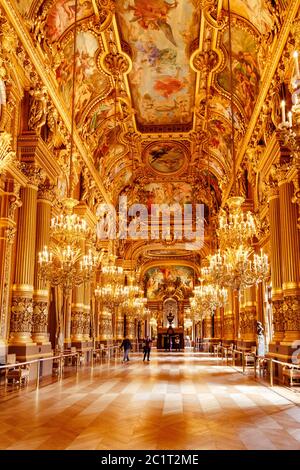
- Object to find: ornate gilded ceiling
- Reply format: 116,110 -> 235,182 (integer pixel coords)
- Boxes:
9,0 -> 286,264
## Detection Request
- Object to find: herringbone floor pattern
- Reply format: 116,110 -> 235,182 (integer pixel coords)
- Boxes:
0,352 -> 300,450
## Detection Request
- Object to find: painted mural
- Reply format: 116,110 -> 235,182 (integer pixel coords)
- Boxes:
116,0 -> 199,126
146,142 -> 185,174
56,31 -> 110,123
46,0 -> 94,42
143,182 -> 193,208
217,26 -> 260,121
208,118 -> 232,162
144,266 -> 194,300
224,0 -> 274,34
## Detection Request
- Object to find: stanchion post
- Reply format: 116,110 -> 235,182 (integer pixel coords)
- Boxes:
242,352 -> 245,374
270,359 -> 273,387
59,355 -> 63,380
36,360 -> 40,390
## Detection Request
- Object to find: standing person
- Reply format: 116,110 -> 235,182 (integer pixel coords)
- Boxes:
120,337 -> 132,362
143,336 -> 152,362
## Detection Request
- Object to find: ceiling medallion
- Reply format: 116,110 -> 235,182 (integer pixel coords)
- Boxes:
144,141 -> 187,175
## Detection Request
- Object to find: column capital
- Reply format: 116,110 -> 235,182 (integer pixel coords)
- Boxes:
272,162 -> 291,186
37,182 -> 55,204
265,177 -> 279,201
21,163 -> 45,188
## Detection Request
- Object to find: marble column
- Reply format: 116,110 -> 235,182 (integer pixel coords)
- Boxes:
9,178 -> 38,347
268,183 -> 284,344
279,174 -> 300,344
32,185 -> 52,344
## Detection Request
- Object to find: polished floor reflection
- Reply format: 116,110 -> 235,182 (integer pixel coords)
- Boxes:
0,352 -> 300,450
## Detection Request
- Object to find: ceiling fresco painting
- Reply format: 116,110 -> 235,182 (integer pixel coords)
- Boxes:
223,0 -> 274,34
145,142 -> 186,174
143,182 -> 193,207
46,0 -> 94,42
144,266 -> 194,300
217,25 -> 260,121
116,0 -> 200,128
56,31 -> 110,123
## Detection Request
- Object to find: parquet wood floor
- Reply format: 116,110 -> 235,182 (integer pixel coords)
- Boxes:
0,352 -> 300,450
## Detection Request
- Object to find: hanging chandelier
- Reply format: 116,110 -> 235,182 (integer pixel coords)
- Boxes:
50,198 -> 88,244
94,284 -> 127,306
100,254 -> 125,286
38,244 -> 99,293
217,196 -> 257,250
202,247 -> 269,291
192,280 -> 228,316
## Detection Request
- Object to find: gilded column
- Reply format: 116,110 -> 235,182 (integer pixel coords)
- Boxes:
268,182 -> 284,343
242,286 -> 257,347
71,284 -> 85,343
223,288 -> 234,343
203,316 -> 212,339
9,168 -> 41,346
83,281 -> 91,342
278,171 -> 300,344
32,184 -> 53,344
238,290 -> 246,342
115,307 -> 124,341
0,181 -> 19,355
71,238 -> 85,345
213,308 -> 221,341
99,307 -> 113,342
126,315 -> 135,340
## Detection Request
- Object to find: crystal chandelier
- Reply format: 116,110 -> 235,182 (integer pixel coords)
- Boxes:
50,198 -> 88,244
192,280 -> 228,316
100,254 -> 125,286
217,196 -> 257,250
95,284 -> 127,306
38,245 -> 99,293
202,247 -> 269,291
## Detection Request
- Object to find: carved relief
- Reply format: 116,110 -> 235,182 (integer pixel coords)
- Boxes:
272,299 -> 284,333
71,310 -> 85,336
10,297 -> 33,333
283,296 -> 300,332
32,301 -> 48,333
28,87 -> 48,133
0,131 -> 16,174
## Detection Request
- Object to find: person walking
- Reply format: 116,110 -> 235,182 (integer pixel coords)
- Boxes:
143,336 -> 152,362
120,337 -> 132,362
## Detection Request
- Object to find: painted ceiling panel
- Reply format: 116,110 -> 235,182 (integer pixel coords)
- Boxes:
223,0 -> 274,34
116,0 -> 200,128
